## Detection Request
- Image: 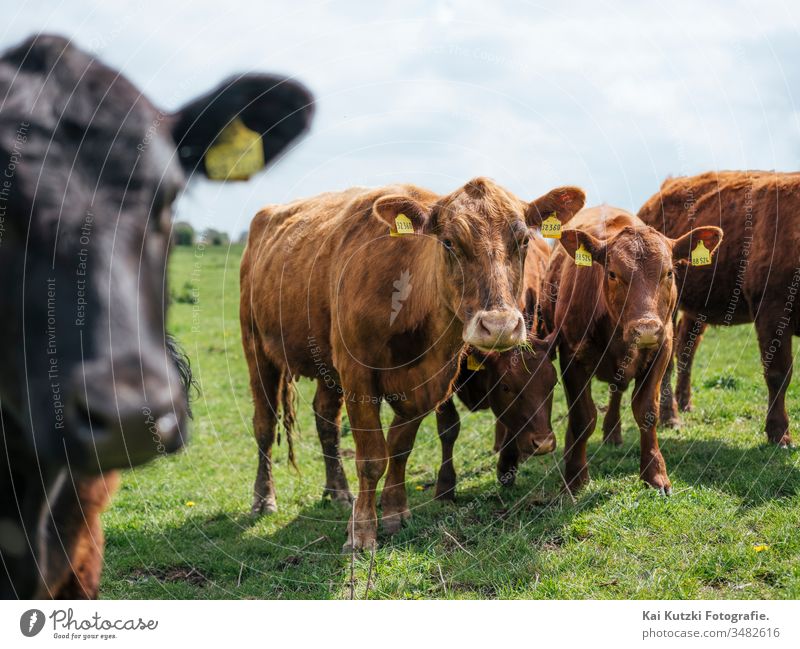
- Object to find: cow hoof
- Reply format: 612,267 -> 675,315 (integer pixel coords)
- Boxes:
563,463 -> 589,494
382,508 -> 411,535
603,431 -> 623,446
497,467 -> 517,487
342,518 -> 378,553
660,415 -> 681,429
341,537 -> 377,554
251,498 -> 278,516
434,484 -> 456,501
678,401 -> 693,413
766,431 -> 792,448
324,487 -> 354,505
642,474 -> 672,495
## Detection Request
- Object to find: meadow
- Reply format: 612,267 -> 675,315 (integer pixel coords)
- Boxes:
101,243 -> 800,599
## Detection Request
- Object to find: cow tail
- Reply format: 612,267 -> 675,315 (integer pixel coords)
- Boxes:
278,372 -> 299,473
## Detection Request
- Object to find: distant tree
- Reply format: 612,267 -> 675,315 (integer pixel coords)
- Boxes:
201,228 -> 230,246
237,229 -> 249,244
173,221 -> 195,246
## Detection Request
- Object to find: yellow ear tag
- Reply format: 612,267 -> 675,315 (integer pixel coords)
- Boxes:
204,117 -> 265,181
691,240 -> 712,266
466,354 -> 485,371
540,213 -> 561,239
390,213 -> 415,237
574,243 -> 592,267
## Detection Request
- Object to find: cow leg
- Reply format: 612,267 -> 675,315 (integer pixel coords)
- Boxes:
657,356 -> 680,427
434,398 -> 460,501
244,340 -> 282,515
342,389 -> 386,552
674,313 -> 707,412
313,380 -> 352,503
632,347 -> 672,494
658,311 -> 681,428
560,352 -> 597,492
496,420 -> 521,486
602,387 -> 624,446
381,414 -> 422,534
755,308 -> 793,446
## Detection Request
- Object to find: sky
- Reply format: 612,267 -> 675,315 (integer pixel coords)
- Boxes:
2,0 -> 799,237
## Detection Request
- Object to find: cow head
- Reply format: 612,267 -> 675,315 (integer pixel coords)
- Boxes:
481,334 -> 558,458
0,34 -> 313,474
558,224 -> 722,348
374,179 -> 585,352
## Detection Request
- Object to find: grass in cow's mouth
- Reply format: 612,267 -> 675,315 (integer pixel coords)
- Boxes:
99,244 -> 800,599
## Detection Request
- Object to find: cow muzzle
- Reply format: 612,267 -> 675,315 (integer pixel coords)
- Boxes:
64,358 -> 188,473
627,319 -> 665,349
518,429 -> 557,461
464,309 -> 526,352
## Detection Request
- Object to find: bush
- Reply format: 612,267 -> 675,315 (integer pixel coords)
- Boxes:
201,228 -> 230,246
173,221 -> 195,246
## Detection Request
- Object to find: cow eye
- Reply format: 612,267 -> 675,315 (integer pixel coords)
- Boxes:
608,270 -> 617,280
501,383 -> 511,392
666,269 -> 674,280
442,239 -> 454,251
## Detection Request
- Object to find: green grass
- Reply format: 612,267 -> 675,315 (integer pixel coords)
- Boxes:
100,243 -> 800,599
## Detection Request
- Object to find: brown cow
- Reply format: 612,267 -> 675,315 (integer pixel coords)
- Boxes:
541,205 -> 722,493
240,179 -> 585,550
435,333 -> 559,499
270,238 -> 562,506
638,171 -> 798,447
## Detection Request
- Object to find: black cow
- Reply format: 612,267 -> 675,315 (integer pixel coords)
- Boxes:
0,33 -> 313,598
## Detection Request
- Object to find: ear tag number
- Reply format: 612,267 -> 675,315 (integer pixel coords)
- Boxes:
691,240 -> 712,266
541,213 -> 561,239
205,117 -> 265,181
466,354 -> 485,371
574,243 -> 592,267
390,213 -> 415,237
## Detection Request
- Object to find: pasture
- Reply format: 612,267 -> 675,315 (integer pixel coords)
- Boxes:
100,243 -> 800,599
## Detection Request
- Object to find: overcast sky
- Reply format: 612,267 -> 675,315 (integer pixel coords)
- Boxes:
3,0 -> 799,237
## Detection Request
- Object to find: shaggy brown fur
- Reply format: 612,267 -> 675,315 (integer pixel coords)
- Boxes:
240,179 -> 585,550
638,171 -> 799,446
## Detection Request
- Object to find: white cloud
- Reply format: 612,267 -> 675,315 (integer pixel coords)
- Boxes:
3,0 -> 799,233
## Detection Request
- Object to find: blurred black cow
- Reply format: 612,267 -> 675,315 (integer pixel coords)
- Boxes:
0,34 -> 313,598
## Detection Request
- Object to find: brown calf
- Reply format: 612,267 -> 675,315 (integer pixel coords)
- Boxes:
240,179 -> 585,550
435,334 -> 559,499
541,205 -> 722,493
639,171 -> 798,446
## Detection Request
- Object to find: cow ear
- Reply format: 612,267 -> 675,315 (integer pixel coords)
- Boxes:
671,226 -> 723,262
558,229 -> 606,266
170,73 -> 313,181
525,186 -> 586,228
373,195 -> 432,235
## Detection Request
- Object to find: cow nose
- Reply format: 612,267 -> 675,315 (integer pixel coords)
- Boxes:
629,319 -> 664,348
465,309 -> 526,351
519,430 -> 557,461
65,359 -> 188,472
